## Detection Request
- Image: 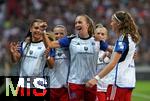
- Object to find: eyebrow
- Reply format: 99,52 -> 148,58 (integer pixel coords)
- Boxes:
34,26 -> 40,29
54,32 -> 64,34
96,32 -> 105,35
75,21 -> 82,24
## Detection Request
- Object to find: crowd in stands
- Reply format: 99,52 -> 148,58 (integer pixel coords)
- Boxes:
0,0 -> 149,74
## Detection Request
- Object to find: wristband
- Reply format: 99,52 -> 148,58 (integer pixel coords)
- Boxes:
94,75 -> 101,81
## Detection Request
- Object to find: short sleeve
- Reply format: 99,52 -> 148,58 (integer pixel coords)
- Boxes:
48,49 -> 55,57
18,41 -> 24,56
100,40 -> 108,51
58,36 -> 71,47
114,41 -> 127,54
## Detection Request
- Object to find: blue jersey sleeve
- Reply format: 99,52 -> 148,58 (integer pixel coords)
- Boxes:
18,41 -> 23,56
49,49 -> 55,57
114,40 -> 127,54
100,40 -> 108,51
58,36 -> 71,47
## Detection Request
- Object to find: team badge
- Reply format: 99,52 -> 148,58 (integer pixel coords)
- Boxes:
84,46 -> 88,51
57,52 -> 63,57
118,42 -> 124,49
57,49 -> 63,56
29,50 -> 33,55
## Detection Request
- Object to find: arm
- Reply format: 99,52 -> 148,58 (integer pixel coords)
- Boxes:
48,41 -> 61,48
98,52 -> 121,78
44,48 -> 55,68
86,52 -> 121,88
42,33 -> 61,48
39,21 -> 61,48
100,41 -> 113,53
106,45 -> 113,53
47,56 -> 55,69
86,40 -> 127,87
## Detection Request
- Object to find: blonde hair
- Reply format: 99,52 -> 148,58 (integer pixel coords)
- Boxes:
45,31 -> 55,41
53,25 -> 67,35
96,23 -> 104,28
95,23 -> 108,36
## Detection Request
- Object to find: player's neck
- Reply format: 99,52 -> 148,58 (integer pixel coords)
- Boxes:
32,37 -> 43,42
79,32 -> 90,39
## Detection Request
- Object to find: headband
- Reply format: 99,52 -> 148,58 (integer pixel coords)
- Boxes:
113,14 -> 121,23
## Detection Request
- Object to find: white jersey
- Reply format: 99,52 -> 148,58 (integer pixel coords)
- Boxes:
49,47 -> 70,88
58,36 -> 108,84
68,37 -> 99,84
18,41 -> 47,88
114,35 -> 136,88
96,48 -> 115,92
20,41 -> 46,76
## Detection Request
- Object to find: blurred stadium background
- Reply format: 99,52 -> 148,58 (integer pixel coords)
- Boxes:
0,0 -> 149,100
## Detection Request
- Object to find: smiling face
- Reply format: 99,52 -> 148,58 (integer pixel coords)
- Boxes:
75,16 -> 89,37
53,27 -> 66,40
30,22 -> 43,42
95,27 -> 108,41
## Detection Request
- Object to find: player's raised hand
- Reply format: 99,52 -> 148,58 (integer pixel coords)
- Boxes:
9,42 -> 21,53
40,21 -> 48,32
9,42 -> 21,63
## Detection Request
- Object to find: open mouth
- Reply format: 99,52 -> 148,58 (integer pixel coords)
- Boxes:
34,32 -> 42,35
76,26 -> 82,30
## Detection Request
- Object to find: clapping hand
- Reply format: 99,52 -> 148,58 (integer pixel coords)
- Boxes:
9,42 -> 21,53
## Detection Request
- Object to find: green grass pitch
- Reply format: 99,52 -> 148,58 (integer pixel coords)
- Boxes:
132,80 -> 150,101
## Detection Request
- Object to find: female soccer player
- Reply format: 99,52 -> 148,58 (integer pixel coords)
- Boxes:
48,25 -> 70,101
86,11 -> 141,101
9,19 -> 51,100
42,14 -> 112,101
94,24 -> 114,101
